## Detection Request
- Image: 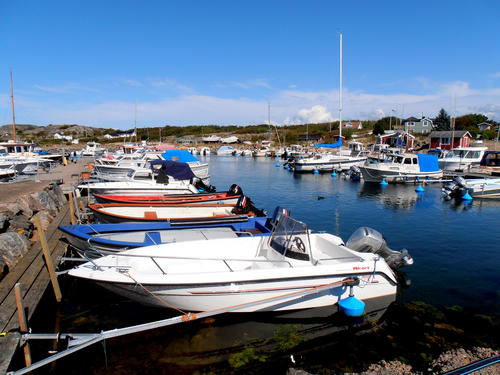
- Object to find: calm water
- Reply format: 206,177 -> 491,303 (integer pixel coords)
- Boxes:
20,155 -> 500,374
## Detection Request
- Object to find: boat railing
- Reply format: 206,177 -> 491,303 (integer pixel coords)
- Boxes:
86,251 -> 293,274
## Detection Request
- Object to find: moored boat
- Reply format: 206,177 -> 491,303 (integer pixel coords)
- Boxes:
360,153 -> 443,183
442,176 -> 500,200
68,212 -> 412,312
88,196 -> 265,224
438,146 -> 487,172
59,216 -> 275,256
93,184 -> 243,205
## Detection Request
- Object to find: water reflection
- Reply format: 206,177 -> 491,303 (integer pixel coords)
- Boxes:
27,279 -> 395,375
358,183 -> 421,210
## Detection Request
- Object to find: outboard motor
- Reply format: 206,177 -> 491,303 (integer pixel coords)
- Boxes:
346,227 -> 413,269
348,166 -> 361,181
228,184 -> 243,196
192,177 -> 216,193
441,176 -> 468,200
231,196 -> 267,217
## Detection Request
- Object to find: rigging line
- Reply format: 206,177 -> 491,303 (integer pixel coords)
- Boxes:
123,271 -> 187,315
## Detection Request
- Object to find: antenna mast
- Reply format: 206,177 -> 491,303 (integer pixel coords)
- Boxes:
10,71 -> 17,142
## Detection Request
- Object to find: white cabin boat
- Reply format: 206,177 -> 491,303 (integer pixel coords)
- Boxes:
68,213 -> 412,312
438,147 -> 487,172
216,146 -> 236,156
360,153 -> 443,182
80,142 -> 106,157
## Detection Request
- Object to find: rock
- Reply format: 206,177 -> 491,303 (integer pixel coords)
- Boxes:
30,191 -> 58,216
30,211 -> 53,231
0,211 -> 11,232
358,360 -> 419,375
8,215 -> 34,234
430,347 -> 499,375
16,197 -> 34,217
0,232 -> 30,268
0,257 -> 6,281
50,183 -> 66,206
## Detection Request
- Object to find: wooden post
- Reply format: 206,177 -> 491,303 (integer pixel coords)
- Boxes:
14,283 -> 32,367
68,191 -> 76,225
34,215 -> 62,302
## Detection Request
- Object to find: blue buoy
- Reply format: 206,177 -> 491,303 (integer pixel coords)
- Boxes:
339,296 -> 365,317
331,171 -> 337,177
380,180 -> 388,186
415,185 -> 425,192
462,193 -> 473,201
313,169 -> 319,174
275,163 -> 280,167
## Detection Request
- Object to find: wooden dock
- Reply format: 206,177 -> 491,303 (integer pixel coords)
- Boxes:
0,205 -> 70,374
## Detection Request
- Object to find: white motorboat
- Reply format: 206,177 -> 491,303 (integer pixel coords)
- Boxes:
68,212 -> 412,312
438,147 -> 487,172
293,143 -> 368,173
216,146 -> 236,156
360,153 -> 443,182
80,141 -> 106,157
442,176 -> 500,199
77,179 -> 200,196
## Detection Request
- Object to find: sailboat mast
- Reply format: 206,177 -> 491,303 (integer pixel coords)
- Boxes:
338,32 -> 343,141
10,71 -> 17,142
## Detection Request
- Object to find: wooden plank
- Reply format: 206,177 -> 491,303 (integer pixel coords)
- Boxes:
0,332 -> 21,374
35,216 -> 62,302
14,284 -> 32,366
0,207 -> 68,304
3,240 -> 68,332
0,232 -> 67,332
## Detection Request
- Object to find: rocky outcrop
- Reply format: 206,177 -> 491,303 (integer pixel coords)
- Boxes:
0,183 -> 66,276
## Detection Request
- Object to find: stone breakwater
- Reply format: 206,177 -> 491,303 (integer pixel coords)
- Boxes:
0,183 -> 67,278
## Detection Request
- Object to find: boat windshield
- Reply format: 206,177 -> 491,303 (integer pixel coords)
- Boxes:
265,215 -> 312,262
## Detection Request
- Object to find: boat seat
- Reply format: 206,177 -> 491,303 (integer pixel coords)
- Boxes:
144,211 -> 158,220
242,228 -> 262,235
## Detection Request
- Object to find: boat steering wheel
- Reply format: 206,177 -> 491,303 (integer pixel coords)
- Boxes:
293,237 -> 306,253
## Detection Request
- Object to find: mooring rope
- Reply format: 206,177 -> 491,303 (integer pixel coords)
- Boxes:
122,271 -> 187,315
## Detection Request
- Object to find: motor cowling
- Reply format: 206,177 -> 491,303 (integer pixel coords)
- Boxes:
346,227 -> 413,269
228,184 -> 243,196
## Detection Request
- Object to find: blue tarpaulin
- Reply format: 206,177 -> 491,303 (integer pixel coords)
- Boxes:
417,154 -> 440,172
150,160 -> 196,180
161,149 -> 199,163
313,139 -> 343,148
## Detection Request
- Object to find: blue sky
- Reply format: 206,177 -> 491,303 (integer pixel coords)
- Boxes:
1,0 -> 499,129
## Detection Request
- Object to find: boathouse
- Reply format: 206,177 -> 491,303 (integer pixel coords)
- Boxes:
429,130 -> 471,150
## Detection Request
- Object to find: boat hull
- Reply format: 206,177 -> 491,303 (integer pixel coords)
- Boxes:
360,166 -> 443,183
294,157 -> 366,172
90,272 -> 396,312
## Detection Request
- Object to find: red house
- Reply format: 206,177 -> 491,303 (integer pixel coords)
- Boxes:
429,131 -> 471,150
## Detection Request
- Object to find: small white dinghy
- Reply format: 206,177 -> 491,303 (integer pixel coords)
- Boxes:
69,210 -> 412,313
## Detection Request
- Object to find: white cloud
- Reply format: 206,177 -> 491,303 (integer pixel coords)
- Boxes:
229,78 -> 272,90
34,83 -> 101,94
5,79 -> 500,128
295,105 -> 334,124
492,72 -> 500,79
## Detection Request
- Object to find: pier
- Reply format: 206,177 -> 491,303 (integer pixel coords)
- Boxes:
0,159 -> 86,373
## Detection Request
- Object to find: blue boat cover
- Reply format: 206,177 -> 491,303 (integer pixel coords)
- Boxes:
313,139 -> 343,148
417,154 -> 440,172
161,149 -> 200,163
150,160 -> 196,180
